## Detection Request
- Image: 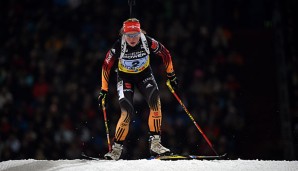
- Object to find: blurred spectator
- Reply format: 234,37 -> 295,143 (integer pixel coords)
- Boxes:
0,0 -> 248,161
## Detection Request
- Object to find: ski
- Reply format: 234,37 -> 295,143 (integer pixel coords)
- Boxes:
82,152 -> 227,161
154,153 -> 227,160
81,152 -> 104,161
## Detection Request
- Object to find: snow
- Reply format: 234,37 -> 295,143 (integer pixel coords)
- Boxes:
0,159 -> 297,171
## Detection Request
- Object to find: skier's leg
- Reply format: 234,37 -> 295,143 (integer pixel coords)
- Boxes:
105,78 -> 134,160
139,74 -> 171,156
147,88 -> 162,134
115,96 -> 134,142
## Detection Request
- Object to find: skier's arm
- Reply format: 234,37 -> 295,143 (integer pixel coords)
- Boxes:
101,50 -> 116,91
150,39 -> 174,74
150,38 -> 178,90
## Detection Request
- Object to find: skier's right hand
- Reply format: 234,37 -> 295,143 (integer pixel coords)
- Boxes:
98,89 -> 108,108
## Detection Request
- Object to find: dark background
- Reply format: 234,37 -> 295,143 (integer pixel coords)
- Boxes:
0,0 -> 297,161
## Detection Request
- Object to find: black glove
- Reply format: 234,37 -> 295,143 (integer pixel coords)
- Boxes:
98,89 -> 108,108
167,72 -> 179,91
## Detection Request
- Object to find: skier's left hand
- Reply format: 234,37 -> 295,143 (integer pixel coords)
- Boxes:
167,72 -> 179,91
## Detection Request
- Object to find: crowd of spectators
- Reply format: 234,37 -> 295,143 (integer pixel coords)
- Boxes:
1,0 -> 246,160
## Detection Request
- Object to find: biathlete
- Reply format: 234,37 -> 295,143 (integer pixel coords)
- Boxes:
98,18 -> 179,160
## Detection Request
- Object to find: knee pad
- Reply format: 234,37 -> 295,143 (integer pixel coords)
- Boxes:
119,98 -> 134,117
148,88 -> 160,111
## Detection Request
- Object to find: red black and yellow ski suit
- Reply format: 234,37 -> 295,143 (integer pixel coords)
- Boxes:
101,34 -> 175,143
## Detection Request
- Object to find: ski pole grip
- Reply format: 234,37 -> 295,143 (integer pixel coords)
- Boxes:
166,80 -> 175,93
102,98 -> 105,108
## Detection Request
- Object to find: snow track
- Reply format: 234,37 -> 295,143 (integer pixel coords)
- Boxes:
0,159 -> 297,171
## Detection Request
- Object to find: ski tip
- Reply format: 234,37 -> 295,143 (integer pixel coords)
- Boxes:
152,153 -> 229,160
221,153 -> 228,158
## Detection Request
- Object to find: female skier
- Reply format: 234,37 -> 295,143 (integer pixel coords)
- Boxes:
98,18 -> 179,160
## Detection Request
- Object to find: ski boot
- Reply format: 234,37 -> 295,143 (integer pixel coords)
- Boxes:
149,135 -> 171,156
104,142 -> 123,160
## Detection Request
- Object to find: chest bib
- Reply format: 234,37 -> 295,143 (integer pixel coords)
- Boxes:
118,33 -> 150,73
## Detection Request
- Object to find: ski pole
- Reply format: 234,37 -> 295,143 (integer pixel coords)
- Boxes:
102,99 -> 112,152
166,80 -> 219,155
128,0 -> 136,18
